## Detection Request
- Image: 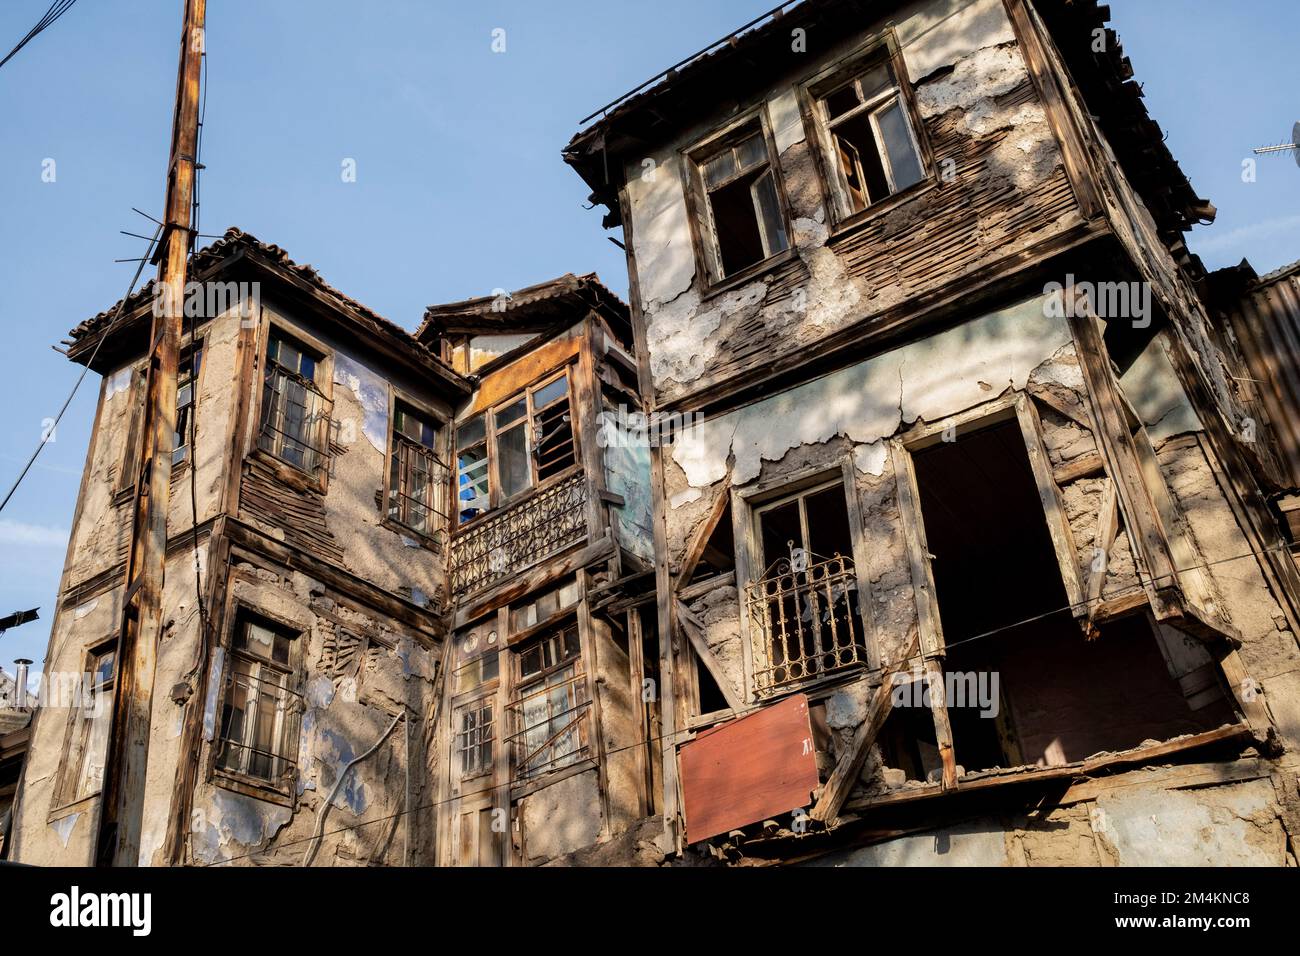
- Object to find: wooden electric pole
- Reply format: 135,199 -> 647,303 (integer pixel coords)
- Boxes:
96,0 -> 206,868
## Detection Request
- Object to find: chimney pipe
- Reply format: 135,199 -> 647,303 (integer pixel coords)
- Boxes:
13,659 -> 32,710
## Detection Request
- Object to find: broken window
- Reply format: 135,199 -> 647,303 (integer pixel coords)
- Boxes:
509,624 -> 590,780
908,419 -> 1233,773
172,341 -> 204,466
454,699 -> 496,781
53,642 -> 116,807
746,479 -> 867,695
455,370 -> 576,524
388,402 -> 447,539
691,122 -> 790,281
814,55 -> 924,219
215,614 -> 302,789
259,330 -> 329,477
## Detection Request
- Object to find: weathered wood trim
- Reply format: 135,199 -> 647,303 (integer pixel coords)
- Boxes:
675,600 -> 744,712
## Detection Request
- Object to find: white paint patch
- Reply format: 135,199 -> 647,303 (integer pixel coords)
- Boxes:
897,0 -> 1016,81
105,365 -> 135,400
672,295 -> 1067,487
333,353 -> 389,453
853,440 -> 888,476
626,153 -> 696,308
50,812 -> 79,848
770,88 -> 806,154
669,487 -> 702,510
74,598 -> 99,620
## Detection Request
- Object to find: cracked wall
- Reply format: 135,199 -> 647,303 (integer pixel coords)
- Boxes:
625,0 -> 1080,406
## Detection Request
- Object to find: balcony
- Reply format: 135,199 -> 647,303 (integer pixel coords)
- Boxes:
450,471 -> 588,597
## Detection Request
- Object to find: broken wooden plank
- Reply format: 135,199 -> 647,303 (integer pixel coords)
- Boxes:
675,481 -> 731,584
675,599 -> 744,712
1053,449 -> 1105,484
1083,477 -> 1119,636
810,632 -> 920,825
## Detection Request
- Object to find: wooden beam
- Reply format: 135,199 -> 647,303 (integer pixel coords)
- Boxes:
1084,477 -> 1119,636
675,600 -> 744,712
675,481 -> 731,583
1053,449 -> 1105,485
810,633 -> 920,825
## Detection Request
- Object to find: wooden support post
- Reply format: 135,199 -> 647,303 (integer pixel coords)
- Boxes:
98,0 -> 206,869
810,633 -> 920,825
674,600 -> 743,713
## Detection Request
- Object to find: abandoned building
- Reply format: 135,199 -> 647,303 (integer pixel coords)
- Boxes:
6,0 -> 1300,867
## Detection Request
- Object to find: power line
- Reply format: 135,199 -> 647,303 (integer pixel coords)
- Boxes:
0,222 -> 161,515
0,0 -> 78,72
201,538 -> 1292,866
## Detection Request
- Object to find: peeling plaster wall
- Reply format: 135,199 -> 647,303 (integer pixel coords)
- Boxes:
187,564 -> 440,867
245,302 -> 450,612
624,0 -> 1079,406
810,775 -> 1291,867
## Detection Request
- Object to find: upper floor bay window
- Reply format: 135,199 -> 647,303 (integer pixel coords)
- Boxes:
688,119 -> 790,283
388,402 -> 447,540
811,50 -> 926,222
455,369 -> 576,524
259,330 -> 329,478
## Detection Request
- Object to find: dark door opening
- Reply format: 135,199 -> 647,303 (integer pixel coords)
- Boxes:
910,418 -> 1231,773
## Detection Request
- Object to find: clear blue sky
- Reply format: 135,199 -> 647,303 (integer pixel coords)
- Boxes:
1,0 -> 1298,678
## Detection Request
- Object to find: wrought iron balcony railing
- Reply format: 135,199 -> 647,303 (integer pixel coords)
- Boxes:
450,471 -> 588,597
745,552 -> 869,696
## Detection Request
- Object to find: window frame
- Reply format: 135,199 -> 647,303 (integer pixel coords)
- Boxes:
49,637 -> 118,817
454,366 -> 579,527
253,321 -> 334,493
801,33 -> 933,231
383,392 -> 450,547
172,337 -> 206,468
210,607 -> 305,804
731,460 -> 878,703
682,108 -> 796,293
507,620 -> 591,783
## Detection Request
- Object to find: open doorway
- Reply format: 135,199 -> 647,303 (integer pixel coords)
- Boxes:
910,417 -> 1232,772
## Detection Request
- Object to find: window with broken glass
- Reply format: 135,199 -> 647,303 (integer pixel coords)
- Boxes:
172,342 -> 204,465
259,330 -> 329,477
53,641 -> 116,808
813,54 -> 925,221
747,479 -> 868,696
454,699 -> 496,781
508,625 -> 590,780
215,614 -> 302,789
455,369 -> 576,524
388,402 -> 447,540
691,120 -> 790,282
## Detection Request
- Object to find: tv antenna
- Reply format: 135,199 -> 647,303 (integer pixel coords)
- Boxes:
1253,122 -> 1300,167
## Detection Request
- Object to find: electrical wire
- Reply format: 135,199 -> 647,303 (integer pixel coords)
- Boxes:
201,537 -> 1295,866
0,0 -> 77,72
0,222 -> 161,514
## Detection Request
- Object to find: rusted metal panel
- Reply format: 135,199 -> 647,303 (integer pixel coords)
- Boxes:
1223,266 -> 1300,489
679,693 -> 817,844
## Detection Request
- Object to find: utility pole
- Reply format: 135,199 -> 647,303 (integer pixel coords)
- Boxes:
96,0 -> 206,868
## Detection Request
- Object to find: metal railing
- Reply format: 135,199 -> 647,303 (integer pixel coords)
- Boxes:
450,471 -> 588,596
745,552 -> 868,696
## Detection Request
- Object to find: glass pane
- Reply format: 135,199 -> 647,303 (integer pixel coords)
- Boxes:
734,132 -> 767,171
93,650 -> 116,689
751,170 -> 789,256
497,424 -> 531,498
531,375 -> 567,410
876,99 -> 924,192
856,62 -> 892,103
457,446 -> 488,521
495,397 -> 527,429
704,150 -> 736,189
562,626 -> 582,661
760,498 -> 804,569
457,414 -> 485,449
520,644 -> 543,678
